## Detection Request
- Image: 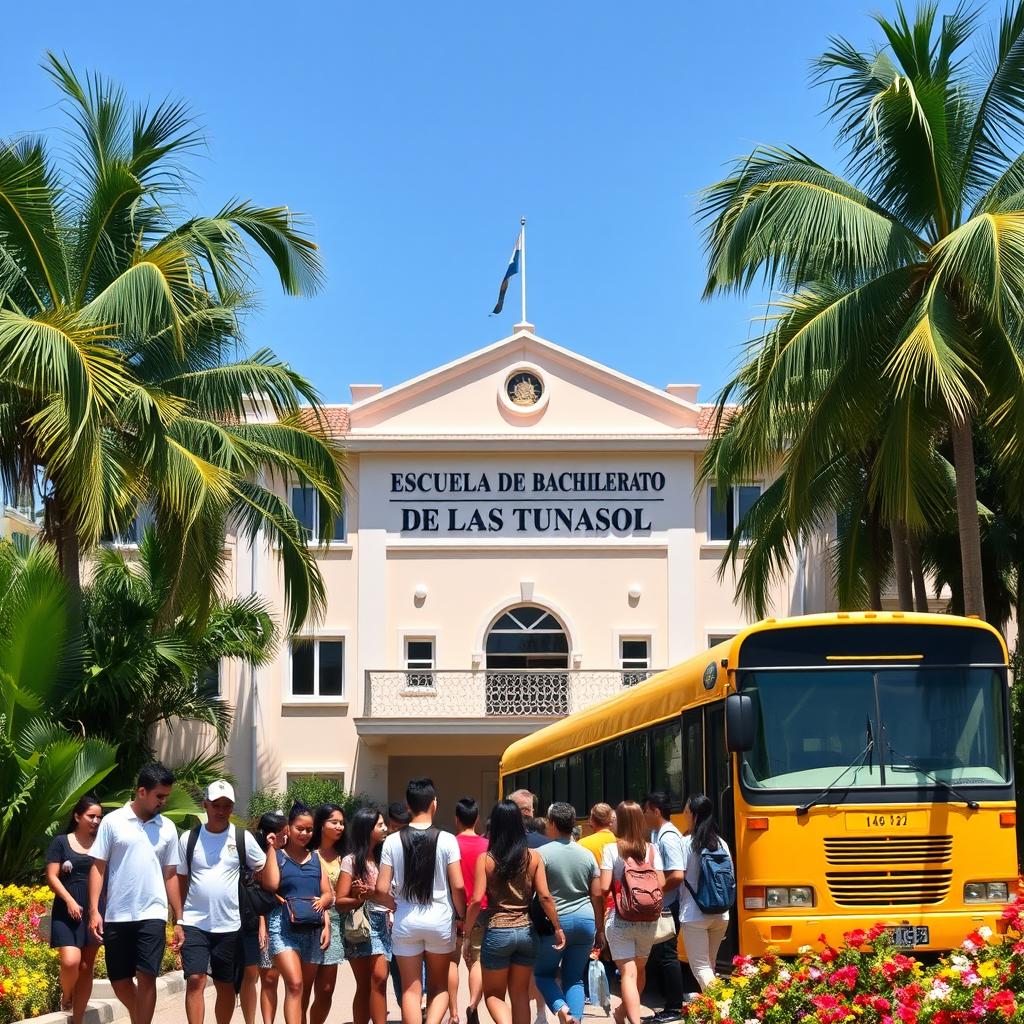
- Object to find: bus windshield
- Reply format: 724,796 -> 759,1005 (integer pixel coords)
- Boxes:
739,667 -> 1010,792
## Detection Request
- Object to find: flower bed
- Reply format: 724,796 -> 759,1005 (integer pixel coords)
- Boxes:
685,900 -> 1024,1024
0,885 -> 60,1024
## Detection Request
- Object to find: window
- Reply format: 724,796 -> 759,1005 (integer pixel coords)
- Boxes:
651,722 -> 683,806
539,762 -> 554,812
104,505 -> 155,546
625,732 -> 650,801
682,709 -> 704,802
604,740 -> 625,807
404,638 -> 435,689
585,748 -> 603,810
708,484 -> 762,541
290,638 -> 345,699
620,637 -> 652,685
708,633 -> 736,648
568,753 -> 586,813
291,486 -> 346,543
553,758 -> 569,803
199,660 -> 221,697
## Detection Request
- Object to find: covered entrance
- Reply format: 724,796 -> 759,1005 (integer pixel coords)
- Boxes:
485,605 -> 570,714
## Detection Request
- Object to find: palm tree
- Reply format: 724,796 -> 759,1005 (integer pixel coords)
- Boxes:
698,2 -> 1024,620
0,55 -> 344,630
0,540 -> 116,879
65,529 -> 278,792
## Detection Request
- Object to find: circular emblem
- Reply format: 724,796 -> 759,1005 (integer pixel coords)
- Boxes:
505,370 -> 543,407
702,661 -> 718,690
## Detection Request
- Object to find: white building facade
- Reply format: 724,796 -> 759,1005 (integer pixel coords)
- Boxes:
217,326 -> 834,820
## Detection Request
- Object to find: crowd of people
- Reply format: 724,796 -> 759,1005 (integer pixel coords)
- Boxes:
45,762 -> 734,1024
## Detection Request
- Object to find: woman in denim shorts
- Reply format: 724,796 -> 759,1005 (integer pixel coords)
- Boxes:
464,801 -> 564,1024
337,807 -> 392,1024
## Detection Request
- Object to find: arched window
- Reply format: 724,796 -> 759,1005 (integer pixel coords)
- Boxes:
485,605 -> 570,670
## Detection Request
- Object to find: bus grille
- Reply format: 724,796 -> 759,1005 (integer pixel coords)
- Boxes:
826,869 -> 952,907
824,835 -> 953,865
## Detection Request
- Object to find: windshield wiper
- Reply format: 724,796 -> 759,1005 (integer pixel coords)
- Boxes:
796,719 -> 875,817
885,743 -> 980,810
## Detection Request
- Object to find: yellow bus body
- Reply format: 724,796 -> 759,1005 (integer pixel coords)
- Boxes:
500,612 -> 1017,956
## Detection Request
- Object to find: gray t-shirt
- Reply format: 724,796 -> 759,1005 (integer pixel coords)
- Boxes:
540,838 -> 599,918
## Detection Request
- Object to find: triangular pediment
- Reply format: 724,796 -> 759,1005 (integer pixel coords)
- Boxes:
345,329 -> 701,436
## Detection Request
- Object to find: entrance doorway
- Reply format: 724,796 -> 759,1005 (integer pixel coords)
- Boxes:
484,605 -> 569,714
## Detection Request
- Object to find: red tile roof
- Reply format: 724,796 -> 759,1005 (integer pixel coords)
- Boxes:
696,404 -> 738,437
298,406 -> 350,436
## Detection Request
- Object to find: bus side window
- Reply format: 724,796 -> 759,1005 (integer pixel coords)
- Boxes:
585,747 -> 603,810
651,721 -> 683,807
553,758 -> 569,803
625,732 -> 650,801
528,766 -> 540,806
682,709 -> 704,801
568,753 -> 586,812
704,702 -> 730,831
605,740 -> 625,807
540,761 -> 554,813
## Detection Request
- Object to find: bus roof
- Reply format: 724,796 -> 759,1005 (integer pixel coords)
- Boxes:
499,611 -> 1006,776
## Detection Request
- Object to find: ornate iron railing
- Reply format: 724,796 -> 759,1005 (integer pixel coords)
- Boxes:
363,669 -> 659,718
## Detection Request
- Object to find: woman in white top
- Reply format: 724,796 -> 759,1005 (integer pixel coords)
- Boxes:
599,801 -> 666,1024
678,794 -> 732,992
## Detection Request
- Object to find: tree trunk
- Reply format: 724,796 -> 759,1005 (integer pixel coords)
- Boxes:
866,501 -> 884,611
950,417 -> 987,620
48,491 -> 82,618
908,534 -> 930,613
891,521 -> 914,612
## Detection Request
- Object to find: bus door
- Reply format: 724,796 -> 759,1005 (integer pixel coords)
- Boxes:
704,700 -> 739,965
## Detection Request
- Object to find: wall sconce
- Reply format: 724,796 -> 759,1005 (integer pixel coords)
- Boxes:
471,651 -> 483,669
628,584 -> 642,603
414,584 -> 428,606
572,652 -> 583,669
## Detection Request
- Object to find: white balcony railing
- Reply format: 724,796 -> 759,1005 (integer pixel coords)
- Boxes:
363,669 -> 659,719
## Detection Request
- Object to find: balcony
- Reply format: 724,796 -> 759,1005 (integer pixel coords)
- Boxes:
356,669 -> 659,738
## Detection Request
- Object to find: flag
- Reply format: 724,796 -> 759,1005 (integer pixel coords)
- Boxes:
491,231 -> 522,314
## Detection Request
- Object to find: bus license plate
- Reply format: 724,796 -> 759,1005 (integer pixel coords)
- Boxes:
845,811 -> 926,831
889,926 -> 929,948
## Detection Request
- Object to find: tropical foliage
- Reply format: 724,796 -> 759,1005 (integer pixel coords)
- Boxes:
0,542 -> 116,880
66,529 -> 277,792
684,900 -> 1024,1023
698,1 -> 1024,622
0,53 -> 345,632
246,776 -> 367,826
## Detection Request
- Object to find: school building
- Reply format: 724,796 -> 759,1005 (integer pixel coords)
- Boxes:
203,323 -> 838,820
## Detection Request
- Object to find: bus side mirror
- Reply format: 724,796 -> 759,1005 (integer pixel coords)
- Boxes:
726,693 -> 755,752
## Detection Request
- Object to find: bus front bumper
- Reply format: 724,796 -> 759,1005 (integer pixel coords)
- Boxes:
740,908 -> 1009,955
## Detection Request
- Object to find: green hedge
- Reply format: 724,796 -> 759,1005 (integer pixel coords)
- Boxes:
246,778 -> 370,825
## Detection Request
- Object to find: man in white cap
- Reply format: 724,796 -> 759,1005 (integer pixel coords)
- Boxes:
175,780 -> 266,1024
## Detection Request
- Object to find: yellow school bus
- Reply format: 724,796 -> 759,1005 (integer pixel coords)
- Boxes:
500,612 -> 1017,956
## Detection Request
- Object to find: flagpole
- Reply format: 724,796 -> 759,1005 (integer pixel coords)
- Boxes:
520,216 -> 527,325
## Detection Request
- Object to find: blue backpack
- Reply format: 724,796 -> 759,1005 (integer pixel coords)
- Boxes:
684,846 -> 736,915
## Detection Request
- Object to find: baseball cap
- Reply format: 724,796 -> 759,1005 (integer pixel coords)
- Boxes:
205,780 -> 235,803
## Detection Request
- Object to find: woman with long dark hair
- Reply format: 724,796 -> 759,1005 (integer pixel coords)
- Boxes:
678,794 -> 732,992
598,801 -> 666,1024
309,804 -> 347,1024
44,795 -> 103,1023
464,800 -> 563,1024
261,803 -> 334,1024
240,812 -> 287,1024
337,806 -> 391,1024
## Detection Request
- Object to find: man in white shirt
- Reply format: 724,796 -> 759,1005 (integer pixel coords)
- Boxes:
375,778 -> 466,1024
643,791 -> 687,1022
88,762 -> 181,1024
175,780 -> 267,1024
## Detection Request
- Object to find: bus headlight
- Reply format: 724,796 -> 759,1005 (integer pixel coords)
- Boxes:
765,886 -> 815,908
964,882 -> 1009,903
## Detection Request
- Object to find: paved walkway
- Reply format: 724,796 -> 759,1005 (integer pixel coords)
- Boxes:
149,962 -> 657,1023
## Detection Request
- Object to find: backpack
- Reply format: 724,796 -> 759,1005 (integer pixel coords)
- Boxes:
684,845 -> 736,915
185,825 -> 277,932
614,845 -> 663,922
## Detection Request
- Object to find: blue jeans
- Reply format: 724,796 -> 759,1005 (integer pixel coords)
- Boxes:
534,910 -> 596,1020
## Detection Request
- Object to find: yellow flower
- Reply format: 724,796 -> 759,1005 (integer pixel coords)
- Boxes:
734,977 -> 750,989
978,962 -> 998,978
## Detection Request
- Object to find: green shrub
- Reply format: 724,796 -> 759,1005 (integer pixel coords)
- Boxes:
247,779 -> 370,825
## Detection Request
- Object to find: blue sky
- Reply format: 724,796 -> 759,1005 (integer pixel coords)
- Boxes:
1,2 -> 984,403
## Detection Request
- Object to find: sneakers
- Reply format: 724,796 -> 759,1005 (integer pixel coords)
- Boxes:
642,1010 -> 684,1023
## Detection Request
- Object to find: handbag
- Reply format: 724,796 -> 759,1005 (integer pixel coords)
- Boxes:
528,892 -> 555,936
654,911 -> 677,944
283,896 -> 324,930
345,903 -> 372,943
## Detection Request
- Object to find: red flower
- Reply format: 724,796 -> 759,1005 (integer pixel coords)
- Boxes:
844,928 -> 868,947
829,965 -> 859,990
